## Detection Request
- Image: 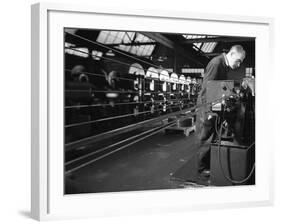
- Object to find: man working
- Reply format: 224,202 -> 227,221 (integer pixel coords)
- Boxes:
196,45 -> 246,175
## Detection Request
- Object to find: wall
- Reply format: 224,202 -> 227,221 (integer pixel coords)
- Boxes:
0,0 -> 279,224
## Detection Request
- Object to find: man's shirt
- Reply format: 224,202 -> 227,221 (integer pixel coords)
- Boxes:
199,53 -> 230,102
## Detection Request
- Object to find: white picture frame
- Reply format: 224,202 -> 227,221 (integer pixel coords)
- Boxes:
31,2 -> 274,221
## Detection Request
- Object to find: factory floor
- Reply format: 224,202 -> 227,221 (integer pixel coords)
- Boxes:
65,130 -> 204,194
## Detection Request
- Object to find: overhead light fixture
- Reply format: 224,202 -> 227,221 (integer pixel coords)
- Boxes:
157,57 -> 164,62
157,56 -> 167,62
106,50 -> 115,57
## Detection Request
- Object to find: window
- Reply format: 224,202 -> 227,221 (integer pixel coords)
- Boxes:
65,42 -> 75,48
201,42 -> 217,53
246,67 -> 254,77
97,31 -> 156,57
182,34 -> 218,53
193,42 -> 202,49
65,47 -> 89,58
92,50 -> 103,60
97,31 -> 127,44
181,68 -> 204,75
183,35 -> 206,39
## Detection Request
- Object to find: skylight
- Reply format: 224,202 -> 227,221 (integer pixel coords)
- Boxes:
193,42 -> 202,49
201,42 -> 217,53
97,31 -> 156,57
65,47 -> 89,58
183,35 -> 206,39
182,34 -> 218,53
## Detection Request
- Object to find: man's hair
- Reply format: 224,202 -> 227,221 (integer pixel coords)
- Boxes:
229,45 -> 246,57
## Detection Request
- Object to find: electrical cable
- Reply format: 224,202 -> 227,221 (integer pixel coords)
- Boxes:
217,107 -> 255,184
65,97 -> 189,109
65,47 -> 160,78
65,119 -> 178,175
65,31 -> 176,76
65,94 -> 238,175
65,95 -> 228,152
65,91 -> 219,129
65,50 -> 182,88
65,120 -> 176,166
65,103 -> 187,128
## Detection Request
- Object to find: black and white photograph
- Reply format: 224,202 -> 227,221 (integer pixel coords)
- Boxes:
64,28 -> 256,194
26,0 -> 278,221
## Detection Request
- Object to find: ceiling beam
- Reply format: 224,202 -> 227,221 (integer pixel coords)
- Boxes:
142,32 -> 206,66
106,42 -> 156,47
204,52 -> 256,58
202,52 -> 221,57
141,32 -> 176,49
182,37 -> 255,44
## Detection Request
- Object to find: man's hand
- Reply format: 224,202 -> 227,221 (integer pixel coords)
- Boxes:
242,78 -> 255,96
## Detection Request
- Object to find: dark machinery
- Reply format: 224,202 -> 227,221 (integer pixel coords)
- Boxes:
206,79 -> 255,186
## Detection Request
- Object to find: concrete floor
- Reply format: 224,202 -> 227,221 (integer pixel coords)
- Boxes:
65,130 -> 199,194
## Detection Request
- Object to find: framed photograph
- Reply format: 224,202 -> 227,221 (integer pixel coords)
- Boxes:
31,2 -> 274,221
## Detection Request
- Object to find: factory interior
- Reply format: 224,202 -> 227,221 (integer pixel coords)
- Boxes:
64,28 -> 255,194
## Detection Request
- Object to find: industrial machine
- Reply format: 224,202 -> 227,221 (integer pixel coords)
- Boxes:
206,80 -> 255,186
